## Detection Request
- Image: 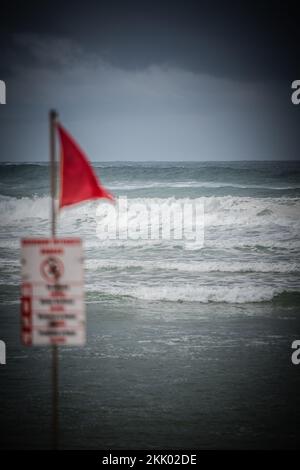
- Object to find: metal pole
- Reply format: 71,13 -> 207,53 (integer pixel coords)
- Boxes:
50,110 -> 58,238
49,109 -> 59,450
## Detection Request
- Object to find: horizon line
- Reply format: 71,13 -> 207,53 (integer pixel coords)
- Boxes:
1,159 -> 300,164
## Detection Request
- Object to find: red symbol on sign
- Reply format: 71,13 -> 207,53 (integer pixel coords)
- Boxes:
40,256 -> 64,282
21,295 -> 32,345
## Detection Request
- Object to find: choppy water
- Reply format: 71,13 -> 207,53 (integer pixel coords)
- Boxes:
1,161 -> 300,305
1,160 -> 300,450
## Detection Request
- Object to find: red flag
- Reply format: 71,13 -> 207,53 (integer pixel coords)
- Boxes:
57,124 -> 114,208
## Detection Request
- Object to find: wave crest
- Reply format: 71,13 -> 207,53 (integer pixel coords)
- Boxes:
88,285 -> 300,304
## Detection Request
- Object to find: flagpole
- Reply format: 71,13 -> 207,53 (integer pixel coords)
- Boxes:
49,109 -> 59,450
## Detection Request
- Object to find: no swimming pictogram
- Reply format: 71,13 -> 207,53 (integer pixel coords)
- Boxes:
40,256 -> 64,282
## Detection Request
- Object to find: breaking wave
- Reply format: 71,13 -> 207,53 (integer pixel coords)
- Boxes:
86,259 -> 300,274
1,160 -> 299,307
109,181 -> 300,191
1,194 -> 299,227
87,285 -> 300,304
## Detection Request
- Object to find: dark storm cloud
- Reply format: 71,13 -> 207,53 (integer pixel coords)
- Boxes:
1,1 -> 299,80
0,0 -> 299,161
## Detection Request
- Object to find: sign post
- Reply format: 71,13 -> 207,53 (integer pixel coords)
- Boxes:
20,112 -> 86,450
50,109 -> 58,450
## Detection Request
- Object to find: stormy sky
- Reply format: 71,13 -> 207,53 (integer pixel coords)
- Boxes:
0,0 -> 299,161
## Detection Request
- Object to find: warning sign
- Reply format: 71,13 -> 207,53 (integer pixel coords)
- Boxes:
20,238 -> 86,346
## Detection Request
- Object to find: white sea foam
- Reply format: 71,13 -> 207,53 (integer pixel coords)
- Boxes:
1,194 -> 299,227
89,284 -> 297,303
1,195 -> 299,255
85,259 -> 300,274
0,195 -> 50,223
1,162 -> 299,307
109,181 -> 300,191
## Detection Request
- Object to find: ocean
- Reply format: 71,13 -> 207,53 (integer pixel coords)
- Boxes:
0,161 -> 300,449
